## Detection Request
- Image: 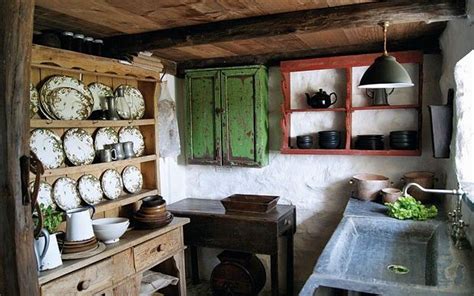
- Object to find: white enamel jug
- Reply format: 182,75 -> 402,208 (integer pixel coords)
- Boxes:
65,206 -> 95,241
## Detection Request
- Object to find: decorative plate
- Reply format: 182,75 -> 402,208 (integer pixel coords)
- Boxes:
29,128 -> 64,169
88,82 -> 113,111
48,87 -> 92,120
122,166 -> 143,194
40,75 -> 93,119
94,127 -> 119,151
101,169 -> 123,200
63,128 -> 95,166
30,84 -> 39,119
118,126 -> 145,157
53,177 -> 82,211
29,181 -> 56,209
115,85 -> 145,119
77,174 -> 103,205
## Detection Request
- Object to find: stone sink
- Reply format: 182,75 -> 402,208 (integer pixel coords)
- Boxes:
300,199 -> 474,296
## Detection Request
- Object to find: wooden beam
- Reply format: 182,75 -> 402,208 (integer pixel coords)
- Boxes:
175,34 -> 441,76
105,0 -> 464,55
0,0 -> 39,295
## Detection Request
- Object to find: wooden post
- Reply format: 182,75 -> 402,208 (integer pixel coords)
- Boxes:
0,0 -> 39,295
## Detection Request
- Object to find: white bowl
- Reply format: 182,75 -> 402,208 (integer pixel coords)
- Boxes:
92,218 -> 129,244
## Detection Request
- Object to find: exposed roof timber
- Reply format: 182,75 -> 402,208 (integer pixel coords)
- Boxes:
175,34 -> 441,76
105,0 -> 465,55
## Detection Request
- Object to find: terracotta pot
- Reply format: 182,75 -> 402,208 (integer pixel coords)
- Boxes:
350,174 -> 390,201
381,188 -> 402,203
402,171 -> 435,202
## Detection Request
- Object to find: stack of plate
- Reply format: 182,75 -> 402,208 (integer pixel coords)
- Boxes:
61,237 -> 98,254
296,135 -> 313,149
390,131 -> 418,150
318,131 -> 342,149
355,135 -> 385,150
133,196 -> 173,229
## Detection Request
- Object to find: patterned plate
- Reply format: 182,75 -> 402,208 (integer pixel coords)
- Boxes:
40,75 -> 93,120
101,169 -> 123,200
63,128 -> 95,166
30,84 -> 39,119
29,128 -> 64,169
122,166 -> 143,194
88,82 -> 113,111
53,177 -> 82,211
29,181 -> 56,209
118,126 -> 145,157
115,85 -> 145,119
94,127 -> 119,151
77,174 -> 103,205
48,87 -> 92,120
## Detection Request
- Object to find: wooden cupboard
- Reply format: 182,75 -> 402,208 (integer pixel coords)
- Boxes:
185,65 -> 269,167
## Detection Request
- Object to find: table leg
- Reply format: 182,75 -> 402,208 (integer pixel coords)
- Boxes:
286,232 -> 294,296
190,246 -> 200,285
271,254 -> 279,296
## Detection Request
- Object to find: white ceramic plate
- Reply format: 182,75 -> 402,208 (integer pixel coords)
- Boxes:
29,181 -> 56,210
40,75 -> 93,119
29,128 -> 64,169
48,87 -> 92,120
77,174 -> 103,205
94,127 -> 119,151
122,165 -> 143,194
115,85 -> 145,119
101,169 -> 123,200
53,177 -> 82,211
118,126 -> 145,157
63,128 -> 95,166
88,82 -> 113,111
30,84 -> 39,119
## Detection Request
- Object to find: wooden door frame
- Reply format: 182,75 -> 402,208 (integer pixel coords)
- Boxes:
0,0 -> 40,294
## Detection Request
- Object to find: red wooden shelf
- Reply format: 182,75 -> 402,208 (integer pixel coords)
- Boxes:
351,104 -> 419,111
286,108 -> 346,113
281,148 -> 421,156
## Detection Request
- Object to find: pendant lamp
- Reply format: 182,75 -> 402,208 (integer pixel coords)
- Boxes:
358,22 -> 414,89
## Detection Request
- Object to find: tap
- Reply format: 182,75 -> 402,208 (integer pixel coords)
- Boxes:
401,182 -> 470,250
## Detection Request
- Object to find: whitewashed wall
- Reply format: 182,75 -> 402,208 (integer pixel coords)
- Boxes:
160,55 -> 449,292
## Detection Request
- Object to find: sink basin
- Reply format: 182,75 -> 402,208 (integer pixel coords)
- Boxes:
301,201 -> 474,296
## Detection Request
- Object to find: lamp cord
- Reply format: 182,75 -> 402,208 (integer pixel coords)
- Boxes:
382,22 -> 389,56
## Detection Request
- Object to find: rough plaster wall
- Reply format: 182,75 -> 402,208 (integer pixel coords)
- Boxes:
439,0 -> 474,246
178,56 -> 448,291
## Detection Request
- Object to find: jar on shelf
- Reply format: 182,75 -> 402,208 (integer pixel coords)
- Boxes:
60,31 -> 74,50
72,33 -> 84,52
84,36 -> 94,54
92,39 -> 103,56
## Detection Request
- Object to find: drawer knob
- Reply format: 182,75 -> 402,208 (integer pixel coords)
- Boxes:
77,280 -> 90,291
156,244 -> 162,252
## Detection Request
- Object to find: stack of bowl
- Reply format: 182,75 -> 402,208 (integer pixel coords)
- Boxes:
133,195 -> 173,229
390,131 -> 418,150
355,135 -> 384,150
61,236 -> 98,254
318,131 -> 341,149
296,135 -> 314,149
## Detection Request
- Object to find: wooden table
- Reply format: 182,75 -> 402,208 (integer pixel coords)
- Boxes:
168,198 -> 296,296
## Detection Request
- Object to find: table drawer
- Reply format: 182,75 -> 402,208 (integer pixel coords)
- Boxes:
41,258 -> 113,295
133,228 -> 182,271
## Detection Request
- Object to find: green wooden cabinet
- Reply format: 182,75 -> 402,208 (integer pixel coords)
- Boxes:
185,65 -> 268,167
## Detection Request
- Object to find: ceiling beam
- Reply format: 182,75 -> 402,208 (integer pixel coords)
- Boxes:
174,34 -> 441,76
105,0 -> 465,55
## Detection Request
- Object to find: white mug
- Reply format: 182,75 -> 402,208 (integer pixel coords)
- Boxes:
66,206 -> 95,242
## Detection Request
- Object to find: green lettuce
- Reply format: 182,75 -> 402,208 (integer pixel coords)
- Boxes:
385,195 -> 438,220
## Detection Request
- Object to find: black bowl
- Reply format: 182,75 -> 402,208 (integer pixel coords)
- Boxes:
297,141 -> 313,149
320,142 -> 340,149
297,135 -> 314,142
142,195 -> 165,208
318,131 -> 341,136
390,143 -> 418,150
390,130 -> 417,136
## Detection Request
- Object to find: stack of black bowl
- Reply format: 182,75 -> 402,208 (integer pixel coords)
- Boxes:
390,131 -> 418,150
355,135 -> 384,150
296,135 -> 314,149
318,131 -> 342,149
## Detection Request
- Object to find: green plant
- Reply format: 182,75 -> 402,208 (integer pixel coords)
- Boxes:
385,195 -> 438,221
38,204 -> 63,233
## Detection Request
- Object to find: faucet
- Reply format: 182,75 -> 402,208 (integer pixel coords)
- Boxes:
402,182 -> 470,250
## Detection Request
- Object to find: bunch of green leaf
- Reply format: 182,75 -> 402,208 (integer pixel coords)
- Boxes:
385,195 -> 438,221
38,204 -> 63,233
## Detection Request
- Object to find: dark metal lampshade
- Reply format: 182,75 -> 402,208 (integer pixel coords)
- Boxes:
358,54 -> 414,89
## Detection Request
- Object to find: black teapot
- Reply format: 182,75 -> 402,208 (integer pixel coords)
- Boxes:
306,89 -> 337,108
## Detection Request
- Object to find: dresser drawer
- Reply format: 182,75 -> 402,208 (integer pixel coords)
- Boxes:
41,258 -> 113,295
133,228 -> 182,271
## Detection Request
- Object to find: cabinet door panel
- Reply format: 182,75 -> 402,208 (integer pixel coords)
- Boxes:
185,71 -> 222,165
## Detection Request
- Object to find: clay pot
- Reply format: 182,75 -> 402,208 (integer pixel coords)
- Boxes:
350,174 -> 390,201
381,188 -> 402,203
402,171 -> 435,202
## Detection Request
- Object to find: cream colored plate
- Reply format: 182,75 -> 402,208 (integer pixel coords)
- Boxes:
122,165 -> 143,194
94,127 -> 118,151
101,169 -> 123,200
30,84 -> 39,119
118,126 -> 145,157
29,128 -> 65,169
63,128 -> 95,166
115,85 -> 145,119
29,181 -> 56,209
77,174 -> 103,205
88,82 -> 113,111
48,87 -> 92,120
53,177 -> 82,211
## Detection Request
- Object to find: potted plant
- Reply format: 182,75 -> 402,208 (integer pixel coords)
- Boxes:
34,204 -> 63,271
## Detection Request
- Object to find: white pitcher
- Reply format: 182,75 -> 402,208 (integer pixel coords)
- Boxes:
34,229 -> 62,271
66,206 -> 95,242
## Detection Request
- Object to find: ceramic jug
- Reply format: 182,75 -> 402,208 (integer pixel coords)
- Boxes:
366,88 -> 394,106
34,228 -> 50,272
35,229 -> 63,271
66,206 -> 95,242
